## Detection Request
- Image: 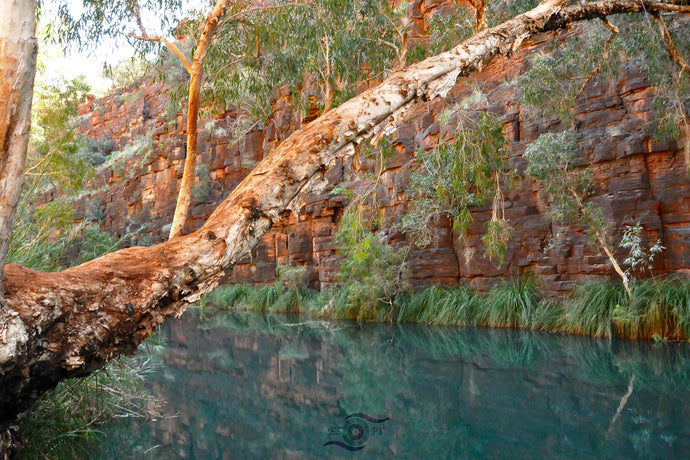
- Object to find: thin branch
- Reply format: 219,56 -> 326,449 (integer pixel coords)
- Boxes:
649,3 -> 690,14
575,17 -> 618,99
211,56 -> 246,77
652,12 -> 690,75
126,34 -> 192,75
130,0 -> 148,38
126,0 -> 193,74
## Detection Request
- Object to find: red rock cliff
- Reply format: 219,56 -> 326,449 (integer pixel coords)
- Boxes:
67,23 -> 689,295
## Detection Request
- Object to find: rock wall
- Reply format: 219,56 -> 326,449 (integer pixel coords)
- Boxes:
66,24 -> 689,295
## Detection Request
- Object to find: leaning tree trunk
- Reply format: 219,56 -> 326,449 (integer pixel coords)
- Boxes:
0,0 -> 37,453
1,0 -> 688,455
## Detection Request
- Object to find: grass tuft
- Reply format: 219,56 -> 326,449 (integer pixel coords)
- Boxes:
475,276 -> 540,328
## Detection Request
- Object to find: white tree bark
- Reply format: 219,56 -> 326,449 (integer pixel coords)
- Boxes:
0,0 -> 37,453
0,0 -> 37,291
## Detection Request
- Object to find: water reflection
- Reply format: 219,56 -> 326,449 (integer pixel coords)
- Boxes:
97,308 -> 690,459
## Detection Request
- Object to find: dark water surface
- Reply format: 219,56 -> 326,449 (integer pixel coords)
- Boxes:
96,308 -> 690,459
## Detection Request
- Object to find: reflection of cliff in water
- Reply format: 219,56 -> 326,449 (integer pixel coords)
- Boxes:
98,309 -> 690,459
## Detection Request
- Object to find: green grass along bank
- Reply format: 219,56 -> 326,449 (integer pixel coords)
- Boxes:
200,276 -> 690,341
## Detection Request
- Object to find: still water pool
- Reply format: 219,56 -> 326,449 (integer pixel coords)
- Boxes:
95,308 -> 690,459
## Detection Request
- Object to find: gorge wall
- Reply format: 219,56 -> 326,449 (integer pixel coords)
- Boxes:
63,22 -> 689,295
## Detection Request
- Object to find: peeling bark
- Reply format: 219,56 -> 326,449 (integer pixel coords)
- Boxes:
0,0 -> 37,290
1,0 -> 689,454
0,0 -> 37,452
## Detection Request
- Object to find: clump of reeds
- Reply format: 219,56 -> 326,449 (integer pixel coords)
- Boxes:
200,275 -> 690,340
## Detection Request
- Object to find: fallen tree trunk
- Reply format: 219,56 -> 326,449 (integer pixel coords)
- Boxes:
1,0 -> 688,453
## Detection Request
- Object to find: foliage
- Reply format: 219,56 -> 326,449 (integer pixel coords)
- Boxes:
18,333 -> 167,460
76,225 -> 120,265
520,19 -> 619,125
520,14 -> 689,144
524,130 -> 604,232
620,223 -> 665,277
485,0 -> 540,27
200,283 -> 252,310
7,200 -> 83,272
524,129 -> 639,293
421,7 -> 475,59
408,0 -> 541,62
400,110 -> 512,265
396,284 -> 478,326
192,164 -> 214,205
474,276 -> 541,328
29,75 -> 94,193
564,277 -> 690,340
276,264 -> 307,289
614,14 -> 690,146
47,0 -> 185,53
106,130 -> 154,168
102,54 -> 153,90
335,206 -> 409,320
171,0 -> 407,122
76,135 -> 114,168
200,265 -> 314,314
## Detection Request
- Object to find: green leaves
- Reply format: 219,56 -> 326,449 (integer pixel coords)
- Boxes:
401,110 -> 511,265
29,75 -> 94,193
524,129 -> 606,237
202,0 -> 405,122
47,0 -> 185,52
520,14 -> 689,145
620,223 -> 665,277
616,14 -> 690,147
335,206 -> 409,320
520,19 -> 617,126
524,129 -> 578,182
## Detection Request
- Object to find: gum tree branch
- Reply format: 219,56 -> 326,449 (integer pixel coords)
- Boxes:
652,12 -> 690,75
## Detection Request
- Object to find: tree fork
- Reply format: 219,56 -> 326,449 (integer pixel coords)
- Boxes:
1,0 -> 689,454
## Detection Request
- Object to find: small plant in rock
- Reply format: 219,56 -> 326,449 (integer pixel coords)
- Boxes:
276,264 -> 307,289
191,164 -> 223,206
619,223 -> 665,278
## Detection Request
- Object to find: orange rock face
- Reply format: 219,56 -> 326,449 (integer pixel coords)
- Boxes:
65,28 -> 688,295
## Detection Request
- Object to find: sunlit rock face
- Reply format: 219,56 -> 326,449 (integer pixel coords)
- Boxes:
64,18 -> 688,295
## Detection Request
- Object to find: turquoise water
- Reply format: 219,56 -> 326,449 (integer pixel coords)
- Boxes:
97,309 -> 690,459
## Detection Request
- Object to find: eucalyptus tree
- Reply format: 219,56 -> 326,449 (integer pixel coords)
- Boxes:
199,0 -> 408,124
127,0 -> 233,239
49,0 -> 249,239
1,0 -> 690,455
51,1 -> 407,239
